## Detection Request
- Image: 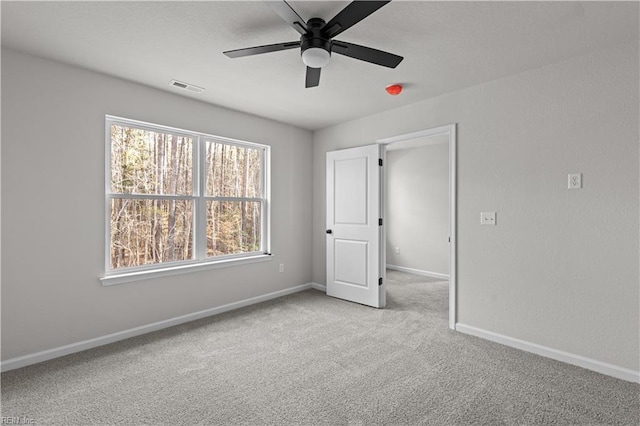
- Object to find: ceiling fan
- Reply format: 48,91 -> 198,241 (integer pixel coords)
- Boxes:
223,0 -> 403,88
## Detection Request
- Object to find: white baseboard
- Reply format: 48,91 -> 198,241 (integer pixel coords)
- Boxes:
1,283 -> 315,373
386,264 -> 449,280
310,282 -> 326,292
456,323 -> 640,384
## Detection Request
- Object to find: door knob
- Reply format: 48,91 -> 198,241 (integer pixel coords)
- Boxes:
326,229 -> 333,234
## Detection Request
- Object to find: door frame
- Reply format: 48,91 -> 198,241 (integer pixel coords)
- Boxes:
377,124 -> 457,329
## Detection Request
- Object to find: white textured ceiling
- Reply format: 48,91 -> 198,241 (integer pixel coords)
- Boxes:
1,1 -> 638,130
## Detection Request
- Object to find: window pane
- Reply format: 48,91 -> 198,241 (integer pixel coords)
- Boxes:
111,124 -> 193,195
206,201 -> 261,257
110,198 -> 194,269
205,141 -> 262,197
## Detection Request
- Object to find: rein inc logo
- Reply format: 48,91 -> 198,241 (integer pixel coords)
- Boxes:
1,417 -> 35,425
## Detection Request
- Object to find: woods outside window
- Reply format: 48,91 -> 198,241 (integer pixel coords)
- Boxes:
104,116 -> 269,281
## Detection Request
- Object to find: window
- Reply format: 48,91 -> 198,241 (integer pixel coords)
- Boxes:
104,116 -> 269,281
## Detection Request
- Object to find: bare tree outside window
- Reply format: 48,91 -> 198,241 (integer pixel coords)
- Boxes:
205,141 -> 262,256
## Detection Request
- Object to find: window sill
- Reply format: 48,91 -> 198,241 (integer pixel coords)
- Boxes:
100,254 -> 273,286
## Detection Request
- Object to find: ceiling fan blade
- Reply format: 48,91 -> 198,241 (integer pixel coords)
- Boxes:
332,40 -> 403,68
305,67 -> 321,88
265,1 -> 308,35
224,41 -> 300,58
322,1 -> 391,39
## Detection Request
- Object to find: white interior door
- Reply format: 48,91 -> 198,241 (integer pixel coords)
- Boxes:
326,144 -> 385,308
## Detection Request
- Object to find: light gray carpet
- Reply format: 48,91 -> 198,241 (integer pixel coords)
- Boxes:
2,270 -> 639,425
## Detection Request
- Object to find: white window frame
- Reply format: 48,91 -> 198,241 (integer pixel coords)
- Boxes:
101,115 -> 271,286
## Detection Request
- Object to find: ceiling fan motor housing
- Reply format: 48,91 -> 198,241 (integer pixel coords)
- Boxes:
301,18 -> 332,67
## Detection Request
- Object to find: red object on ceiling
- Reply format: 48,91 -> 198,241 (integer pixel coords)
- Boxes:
385,84 -> 403,95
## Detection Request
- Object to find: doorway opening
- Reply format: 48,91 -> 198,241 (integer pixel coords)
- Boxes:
378,124 -> 457,329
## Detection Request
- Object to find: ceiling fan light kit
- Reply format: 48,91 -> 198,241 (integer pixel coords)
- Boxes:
302,48 -> 331,68
223,0 -> 403,88
301,19 -> 332,68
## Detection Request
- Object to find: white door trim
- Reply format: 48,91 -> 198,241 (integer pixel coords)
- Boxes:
377,124 -> 457,329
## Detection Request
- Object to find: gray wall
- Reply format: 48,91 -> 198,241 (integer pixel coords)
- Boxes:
386,143 -> 449,275
1,49 -> 313,361
312,42 -> 639,371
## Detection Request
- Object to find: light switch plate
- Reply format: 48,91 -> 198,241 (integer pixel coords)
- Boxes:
568,173 -> 582,189
481,212 -> 496,225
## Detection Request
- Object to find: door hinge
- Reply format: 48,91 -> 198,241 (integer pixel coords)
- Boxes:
379,218 -> 383,226
378,158 -> 383,166
379,277 -> 383,286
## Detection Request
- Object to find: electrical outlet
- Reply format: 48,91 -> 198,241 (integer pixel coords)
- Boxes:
279,263 -> 285,273
481,212 -> 496,226
395,247 -> 400,254
568,173 -> 582,189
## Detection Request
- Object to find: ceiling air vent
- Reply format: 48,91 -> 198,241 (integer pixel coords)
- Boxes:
169,79 -> 204,94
